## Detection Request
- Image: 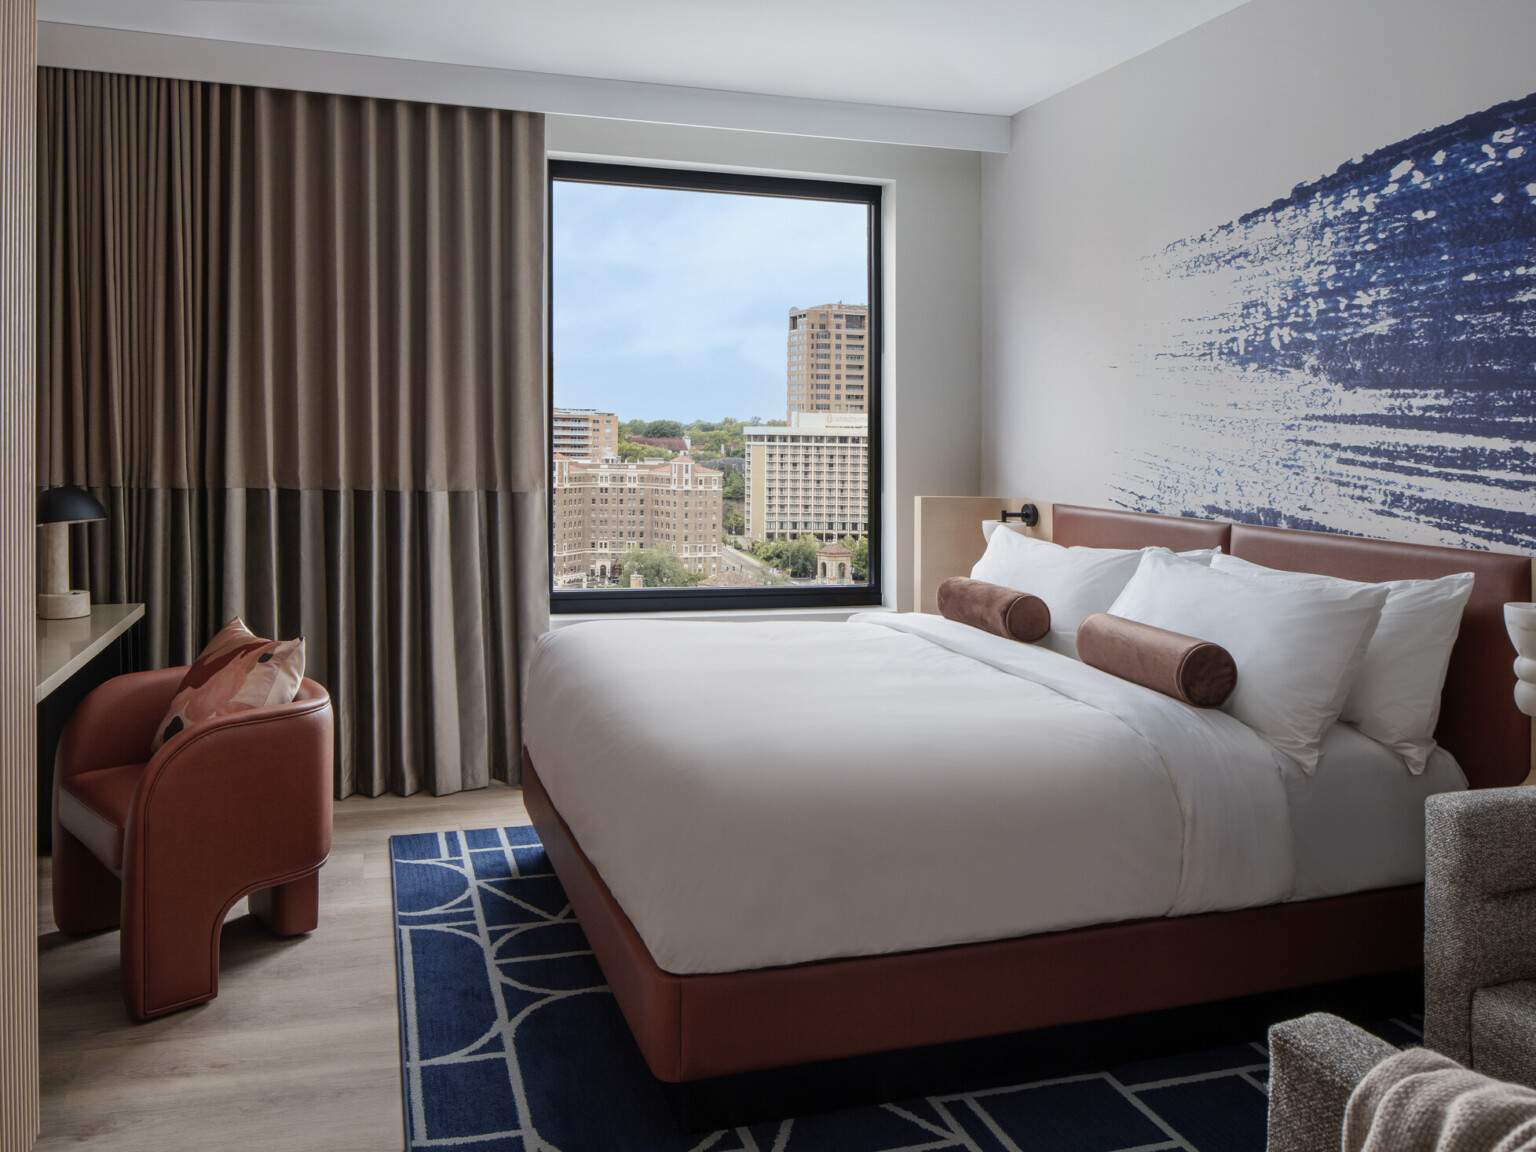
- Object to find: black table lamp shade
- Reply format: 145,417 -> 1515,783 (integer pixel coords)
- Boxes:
38,486 -> 106,525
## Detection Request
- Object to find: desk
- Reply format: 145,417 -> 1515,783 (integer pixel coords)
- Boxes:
36,603 -> 145,703
36,604 -> 145,849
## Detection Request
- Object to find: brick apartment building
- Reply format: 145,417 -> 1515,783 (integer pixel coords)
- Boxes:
552,453 -> 723,586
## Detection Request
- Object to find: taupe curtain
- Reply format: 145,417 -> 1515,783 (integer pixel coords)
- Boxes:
37,67 -> 547,797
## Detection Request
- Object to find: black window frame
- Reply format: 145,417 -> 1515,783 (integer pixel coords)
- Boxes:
548,160 -> 884,613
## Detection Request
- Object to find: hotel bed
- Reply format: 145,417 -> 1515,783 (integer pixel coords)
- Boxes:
522,505 -> 1531,1083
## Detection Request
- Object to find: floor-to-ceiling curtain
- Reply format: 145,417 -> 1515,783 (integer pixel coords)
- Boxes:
37,67 -> 548,797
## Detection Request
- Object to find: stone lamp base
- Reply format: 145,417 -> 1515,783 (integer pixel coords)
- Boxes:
38,520 -> 92,619
38,589 -> 91,619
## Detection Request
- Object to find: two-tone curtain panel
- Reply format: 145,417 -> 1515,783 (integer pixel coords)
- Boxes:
37,67 -> 547,797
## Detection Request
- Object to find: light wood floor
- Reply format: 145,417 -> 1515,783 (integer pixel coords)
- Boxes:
34,783 -> 531,1152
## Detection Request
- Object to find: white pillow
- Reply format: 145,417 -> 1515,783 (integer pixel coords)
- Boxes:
1210,555 -> 1473,773
1108,550 -> 1388,772
969,530 -> 1218,658
1200,557 -> 1383,746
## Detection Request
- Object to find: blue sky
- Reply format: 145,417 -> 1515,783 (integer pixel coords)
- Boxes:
552,181 -> 869,424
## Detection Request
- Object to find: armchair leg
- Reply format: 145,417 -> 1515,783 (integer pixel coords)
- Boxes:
117,871 -> 323,1020
50,821 -> 122,936
250,872 -> 320,937
119,892 -> 227,1021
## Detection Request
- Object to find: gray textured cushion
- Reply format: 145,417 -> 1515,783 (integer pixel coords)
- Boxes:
1473,980 -> 1536,1090
1268,1012 -> 1397,1152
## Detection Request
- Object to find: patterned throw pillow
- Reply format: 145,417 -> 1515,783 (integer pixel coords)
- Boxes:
150,618 -> 306,753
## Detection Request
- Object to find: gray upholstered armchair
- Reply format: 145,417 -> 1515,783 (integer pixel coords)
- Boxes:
1268,1012 -> 1399,1152
1267,787 -> 1536,1151
1268,1012 -> 1536,1152
1423,787 -> 1536,1087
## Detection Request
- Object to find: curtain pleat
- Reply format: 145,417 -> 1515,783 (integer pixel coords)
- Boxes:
38,67 -> 547,797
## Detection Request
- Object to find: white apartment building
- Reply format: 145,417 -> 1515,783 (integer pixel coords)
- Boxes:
551,408 -> 618,460
786,304 -> 868,415
743,412 -> 868,543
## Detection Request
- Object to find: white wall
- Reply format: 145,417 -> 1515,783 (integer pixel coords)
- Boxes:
551,115 -> 982,610
980,0 -> 1536,550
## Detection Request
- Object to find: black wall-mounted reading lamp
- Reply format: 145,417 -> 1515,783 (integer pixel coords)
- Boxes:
1000,503 -> 1039,528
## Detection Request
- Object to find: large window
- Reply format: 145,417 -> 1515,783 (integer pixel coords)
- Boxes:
549,162 -> 882,611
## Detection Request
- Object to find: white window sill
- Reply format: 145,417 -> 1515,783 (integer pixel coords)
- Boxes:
549,604 -> 894,628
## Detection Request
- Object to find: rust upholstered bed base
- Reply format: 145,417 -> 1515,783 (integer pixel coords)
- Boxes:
523,750 -> 1423,1083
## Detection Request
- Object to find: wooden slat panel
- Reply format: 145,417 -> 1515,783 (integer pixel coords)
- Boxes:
913,496 -> 1050,615
0,0 -> 38,1148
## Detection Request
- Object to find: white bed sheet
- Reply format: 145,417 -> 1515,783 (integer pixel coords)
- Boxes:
1286,722 -> 1467,901
524,613 -> 1294,975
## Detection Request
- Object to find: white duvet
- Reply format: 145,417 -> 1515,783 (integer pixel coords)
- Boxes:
524,613 -> 1300,976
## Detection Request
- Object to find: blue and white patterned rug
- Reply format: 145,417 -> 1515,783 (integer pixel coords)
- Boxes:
390,826 -> 1418,1152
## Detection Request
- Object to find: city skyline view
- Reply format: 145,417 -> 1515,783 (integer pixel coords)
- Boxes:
552,179 -> 869,422
549,177 -> 874,593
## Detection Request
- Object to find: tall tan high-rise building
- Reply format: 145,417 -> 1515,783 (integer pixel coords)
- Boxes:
551,453 -> 723,587
786,304 -> 869,415
744,412 -> 868,544
551,408 -> 618,460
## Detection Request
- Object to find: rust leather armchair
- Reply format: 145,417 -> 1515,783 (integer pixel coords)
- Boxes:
51,665 -> 334,1020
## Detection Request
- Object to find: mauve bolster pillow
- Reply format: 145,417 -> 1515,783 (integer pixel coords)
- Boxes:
1075,612 -> 1237,708
937,577 -> 1050,643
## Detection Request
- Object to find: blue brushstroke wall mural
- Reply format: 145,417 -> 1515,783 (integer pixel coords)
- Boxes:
1113,90 -> 1536,550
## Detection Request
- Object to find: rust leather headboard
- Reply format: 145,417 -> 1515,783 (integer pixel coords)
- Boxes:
1051,505 -> 1530,790
1053,504 -> 1233,553
1229,524 -> 1530,790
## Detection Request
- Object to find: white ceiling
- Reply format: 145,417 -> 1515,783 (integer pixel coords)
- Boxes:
39,0 -> 1251,118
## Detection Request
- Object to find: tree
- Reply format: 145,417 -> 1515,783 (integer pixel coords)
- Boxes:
723,504 -> 745,535
751,535 -> 819,578
787,534 -> 820,578
616,440 -> 668,463
841,535 -> 869,581
749,539 -> 787,573
722,470 -> 745,501
643,419 -> 685,439
619,545 -> 700,587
